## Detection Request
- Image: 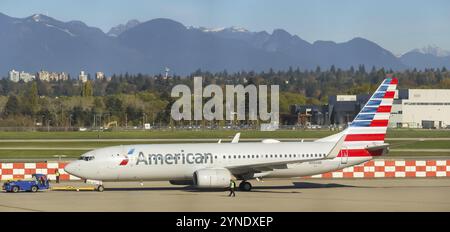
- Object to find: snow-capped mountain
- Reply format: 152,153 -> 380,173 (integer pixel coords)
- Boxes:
410,45 -> 450,57
107,19 -> 140,37
197,26 -> 250,33
25,14 -> 77,36
400,45 -> 450,69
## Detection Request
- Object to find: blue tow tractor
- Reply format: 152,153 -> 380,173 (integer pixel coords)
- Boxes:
2,174 -> 50,193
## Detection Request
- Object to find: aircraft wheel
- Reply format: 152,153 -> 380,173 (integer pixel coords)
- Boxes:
31,186 -> 38,193
97,185 -> 104,192
239,181 -> 252,191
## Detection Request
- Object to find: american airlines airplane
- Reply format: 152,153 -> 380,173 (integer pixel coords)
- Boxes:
65,76 -> 397,192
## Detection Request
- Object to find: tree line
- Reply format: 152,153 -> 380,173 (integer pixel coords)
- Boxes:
0,66 -> 449,128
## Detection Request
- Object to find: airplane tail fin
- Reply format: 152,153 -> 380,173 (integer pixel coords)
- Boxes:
316,75 -> 398,157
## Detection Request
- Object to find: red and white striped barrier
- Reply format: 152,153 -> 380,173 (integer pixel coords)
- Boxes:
0,162 -> 79,181
309,160 -> 450,178
1,160 -> 450,181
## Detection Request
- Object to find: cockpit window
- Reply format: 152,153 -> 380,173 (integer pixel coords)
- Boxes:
79,156 -> 95,161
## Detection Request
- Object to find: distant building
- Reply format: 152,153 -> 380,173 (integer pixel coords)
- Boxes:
38,70 -> 50,81
20,71 -> 36,82
327,94 -> 370,125
59,72 -> 69,81
95,72 -> 105,80
389,89 -> 450,129
38,70 -> 69,81
79,71 -> 88,83
290,105 -> 328,126
290,93 -> 370,126
8,70 -> 20,82
9,69 -> 35,82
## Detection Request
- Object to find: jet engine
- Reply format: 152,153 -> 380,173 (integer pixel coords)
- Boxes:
193,168 -> 231,188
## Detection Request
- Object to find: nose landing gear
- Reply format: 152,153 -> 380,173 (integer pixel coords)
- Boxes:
96,185 -> 104,192
239,181 -> 252,191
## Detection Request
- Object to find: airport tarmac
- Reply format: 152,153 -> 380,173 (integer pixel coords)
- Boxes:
1,178 -> 450,212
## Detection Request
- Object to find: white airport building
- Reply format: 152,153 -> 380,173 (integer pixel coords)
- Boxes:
389,89 -> 450,129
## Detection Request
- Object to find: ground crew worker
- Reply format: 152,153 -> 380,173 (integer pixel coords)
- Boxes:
55,169 -> 60,183
228,179 -> 236,197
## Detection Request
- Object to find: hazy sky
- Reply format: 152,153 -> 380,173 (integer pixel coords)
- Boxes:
1,0 -> 449,55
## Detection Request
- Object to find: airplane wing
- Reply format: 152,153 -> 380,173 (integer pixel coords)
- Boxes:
226,160 -> 294,175
226,134 -> 346,176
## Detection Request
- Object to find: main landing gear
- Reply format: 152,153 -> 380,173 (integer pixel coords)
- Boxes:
239,181 -> 252,191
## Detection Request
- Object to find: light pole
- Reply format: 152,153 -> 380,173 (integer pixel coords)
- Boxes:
142,113 -> 147,129
69,113 -> 73,130
152,112 -> 156,127
93,113 -> 96,130
99,114 -> 102,130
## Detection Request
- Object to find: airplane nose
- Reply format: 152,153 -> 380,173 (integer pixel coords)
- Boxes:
64,162 -> 80,177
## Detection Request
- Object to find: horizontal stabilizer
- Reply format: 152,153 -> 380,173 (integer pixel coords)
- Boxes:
326,134 -> 346,159
231,133 -> 241,143
365,143 -> 389,151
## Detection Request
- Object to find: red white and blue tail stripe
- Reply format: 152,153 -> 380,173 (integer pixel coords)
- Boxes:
316,75 -> 398,157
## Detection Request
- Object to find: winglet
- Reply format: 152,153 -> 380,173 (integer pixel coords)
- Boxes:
231,133 -> 241,143
326,134 -> 346,159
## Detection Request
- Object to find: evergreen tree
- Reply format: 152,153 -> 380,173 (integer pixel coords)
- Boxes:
82,81 -> 93,97
29,82 -> 39,116
4,95 -> 20,116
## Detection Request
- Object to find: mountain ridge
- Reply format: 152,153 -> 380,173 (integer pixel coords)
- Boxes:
0,12 -> 448,76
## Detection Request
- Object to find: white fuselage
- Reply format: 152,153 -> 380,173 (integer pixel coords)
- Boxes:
65,141 -> 366,181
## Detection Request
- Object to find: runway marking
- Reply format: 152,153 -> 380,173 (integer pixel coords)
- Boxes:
0,138 -> 449,142
0,203 -> 43,212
